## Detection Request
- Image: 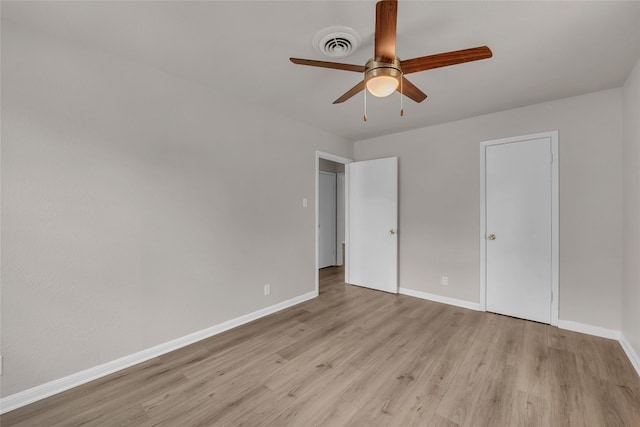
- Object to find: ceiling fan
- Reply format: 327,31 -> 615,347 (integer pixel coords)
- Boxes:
290,0 -> 492,106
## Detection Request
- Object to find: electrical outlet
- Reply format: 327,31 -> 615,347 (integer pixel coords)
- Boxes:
441,276 -> 448,286
302,198 -> 308,208
264,284 -> 271,296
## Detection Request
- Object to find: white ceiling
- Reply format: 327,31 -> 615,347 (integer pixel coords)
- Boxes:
3,1 -> 640,141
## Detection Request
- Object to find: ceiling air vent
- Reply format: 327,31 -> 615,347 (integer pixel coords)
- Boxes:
313,26 -> 361,59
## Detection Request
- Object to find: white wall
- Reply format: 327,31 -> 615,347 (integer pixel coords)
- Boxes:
623,57 -> 640,360
0,22 -> 351,397
354,89 -> 624,331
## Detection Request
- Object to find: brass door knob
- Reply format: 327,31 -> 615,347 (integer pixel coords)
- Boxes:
389,229 -> 396,235
488,234 -> 496,240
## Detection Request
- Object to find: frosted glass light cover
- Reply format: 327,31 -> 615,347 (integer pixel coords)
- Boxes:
366,75 -> 399,97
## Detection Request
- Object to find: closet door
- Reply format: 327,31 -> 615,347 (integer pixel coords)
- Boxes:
483,134 -> 556,324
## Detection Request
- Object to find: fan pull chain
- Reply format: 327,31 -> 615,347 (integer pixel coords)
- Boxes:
363,88 -> 368,122
400,74 -> 404,117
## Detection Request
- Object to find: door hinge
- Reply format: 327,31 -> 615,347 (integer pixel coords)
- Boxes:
550,153 -> 554,164
551,291 -> 553,302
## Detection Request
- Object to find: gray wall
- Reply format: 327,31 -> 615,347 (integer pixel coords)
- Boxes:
623,57 -> 640,359
354,89 -> 624,331
0,22 -> 351,397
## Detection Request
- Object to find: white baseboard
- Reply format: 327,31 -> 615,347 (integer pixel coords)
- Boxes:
399,287 -> 480,311
619,333 -> 640,378
557,320 -> 621,340
0,291 -> 316,414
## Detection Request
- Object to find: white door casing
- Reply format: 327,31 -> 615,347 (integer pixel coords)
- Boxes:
347,157 -> 398,294
319,171 -> 337,269
480,131 -> 559,325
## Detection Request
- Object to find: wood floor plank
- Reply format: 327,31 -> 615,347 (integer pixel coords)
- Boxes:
509,390 -> 551,427
179,324 -> 297,380
142,350 -> 287,423
3,266 -> 640,426
547,325 -> 571,351
570,330 -> 612,381
468,363 -> 518,427
434,313 -> 502,425
70,404 -> 149,427
264,328 -> 363,393
345,307 -> 486,426
4,359 -> 188,427
303,397 -> 360,427
428,413 -> 462,427
515,320 -> 550,398
548,347 -> 588,426
338,318 -> 430,409
365,309 -> 465,421
579,372 -> 629,427
258,363 -> 363,427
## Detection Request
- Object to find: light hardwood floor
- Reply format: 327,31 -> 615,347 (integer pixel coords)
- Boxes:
3,266 -> 640,426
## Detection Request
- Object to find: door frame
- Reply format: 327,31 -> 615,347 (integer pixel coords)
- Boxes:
316,151 -> 353,296
479,131 -> 559,326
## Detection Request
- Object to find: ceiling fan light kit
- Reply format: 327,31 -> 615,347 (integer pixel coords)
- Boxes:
364,58 -> 402,97
291,0 -> 493,118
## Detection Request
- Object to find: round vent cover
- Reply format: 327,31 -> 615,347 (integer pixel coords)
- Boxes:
313,26 -> 361,59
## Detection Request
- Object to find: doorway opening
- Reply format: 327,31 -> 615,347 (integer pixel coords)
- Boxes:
316,152 -> 352,295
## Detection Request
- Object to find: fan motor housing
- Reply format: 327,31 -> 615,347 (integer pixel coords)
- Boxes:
364,58 -> 402,81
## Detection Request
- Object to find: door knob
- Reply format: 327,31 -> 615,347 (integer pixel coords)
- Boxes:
389,229 -> 396,235
488,233 -> 496,240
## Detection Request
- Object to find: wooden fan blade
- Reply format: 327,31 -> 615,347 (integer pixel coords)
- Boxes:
333,80 -> 366,104
400,46 -> 493,75
374,0 -> 397,62
290,58 -> 365,73
398,77 -> 427,103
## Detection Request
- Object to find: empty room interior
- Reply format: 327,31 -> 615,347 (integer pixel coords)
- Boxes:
2,0 -> 640,425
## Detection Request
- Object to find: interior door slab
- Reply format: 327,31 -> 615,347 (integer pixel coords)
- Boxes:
485,137 -> 553,324
347,157 -> 398,293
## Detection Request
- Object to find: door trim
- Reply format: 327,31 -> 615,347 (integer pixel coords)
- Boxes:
316,151 -> 353,296
479,131 -> 559,326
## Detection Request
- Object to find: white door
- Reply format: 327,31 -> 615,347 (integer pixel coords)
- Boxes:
484,135 -> 555,324
347,157 -> 398,293
319,171 -> 337,269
